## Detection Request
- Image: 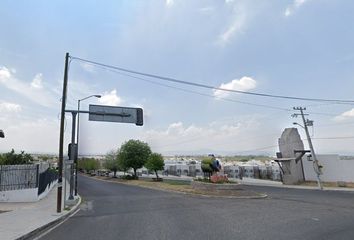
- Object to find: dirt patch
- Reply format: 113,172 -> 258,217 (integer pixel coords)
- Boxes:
93,175 -> 266,199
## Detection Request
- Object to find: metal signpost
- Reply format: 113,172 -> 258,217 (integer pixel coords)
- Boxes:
58,53 -> 144,213
61,105 -> 143,212
88,105 -> 143,125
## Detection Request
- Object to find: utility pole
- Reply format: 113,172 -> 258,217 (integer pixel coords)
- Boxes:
293,107 -> 323,190
57,52 -> 70,213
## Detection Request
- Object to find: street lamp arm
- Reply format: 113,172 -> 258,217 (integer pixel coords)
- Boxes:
79,94 -> 101,102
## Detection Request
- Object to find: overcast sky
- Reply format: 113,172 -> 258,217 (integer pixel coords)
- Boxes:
1,0 -> 354,156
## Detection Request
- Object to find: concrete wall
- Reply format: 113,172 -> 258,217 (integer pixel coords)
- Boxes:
0,188 -> 38,202
303,154 -> 354,182
0,181 -> 57,202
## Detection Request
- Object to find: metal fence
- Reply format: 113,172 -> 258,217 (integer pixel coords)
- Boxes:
0,164 -> 39,191
0,163 -> 58,193
38,168 -> 58,195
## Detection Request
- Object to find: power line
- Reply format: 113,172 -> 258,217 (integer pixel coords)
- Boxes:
70,56 -> 354,104
70,59 -> 344,118
85,62 -> 293,112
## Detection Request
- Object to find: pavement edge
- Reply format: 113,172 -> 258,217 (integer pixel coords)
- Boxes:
16,196 -> 82,240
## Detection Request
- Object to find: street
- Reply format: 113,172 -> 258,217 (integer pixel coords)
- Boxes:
40,175 -> 354,240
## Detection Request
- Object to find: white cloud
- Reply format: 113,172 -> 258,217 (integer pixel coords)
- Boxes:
0,102 -> 21,113
0,66 -> 11,81
0,66 -> 57,108
198,6 -> 214,14
143,119 -> 260,154
219,15 -> 246,44
334,108 -> 354,122
80,63 -> 96,73
98,89 -> 123,106
284,0 -> 308,17
31,73 -> 43,89
166,0 -> 174,8
0,117 -> 60,153
213,76 -> 257,98
217,2 -> 247,45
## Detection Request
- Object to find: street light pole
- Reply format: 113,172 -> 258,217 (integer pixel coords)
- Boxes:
75,94 -> 101,196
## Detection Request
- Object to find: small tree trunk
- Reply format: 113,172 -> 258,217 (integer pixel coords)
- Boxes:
155,170 -> 159,179
134,168 -> 137,179
113,170 -> 117,178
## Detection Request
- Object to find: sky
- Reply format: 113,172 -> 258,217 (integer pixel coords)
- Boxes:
1,0 -> 354,156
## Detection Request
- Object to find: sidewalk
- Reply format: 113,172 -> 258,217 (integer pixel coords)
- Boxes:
150,174 -> 354,192
0,187 -> 81,240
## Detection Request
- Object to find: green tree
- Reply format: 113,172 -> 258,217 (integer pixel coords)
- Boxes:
117,153 -> 130,175
78,158 -> 100,172
118,139 -> 151,179
145,153 -> 164,179
201,157 -> 213,180
103,150 -> 119,177
0,149 -> 34,165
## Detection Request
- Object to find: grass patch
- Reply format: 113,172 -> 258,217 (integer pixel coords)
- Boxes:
92,175 -> 265,198
163,179 -> 191,186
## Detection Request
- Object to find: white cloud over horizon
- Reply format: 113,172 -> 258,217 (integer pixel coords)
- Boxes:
334,108 -> 354,122
0,101 -> 21,113
213,76 -> 257,98
31,73 -> 43,89
98,89 -> 123,106
1,117 -> 60,153
142,118 -> 267,154
285,0 -> 308,17
165,0 -> 174,8
0,66 -> 58,108
217,2 -> 247,45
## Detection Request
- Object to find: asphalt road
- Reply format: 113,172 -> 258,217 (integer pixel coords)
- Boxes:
40,175 -> 354,240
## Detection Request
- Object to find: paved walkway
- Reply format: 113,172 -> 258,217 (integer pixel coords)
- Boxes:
0,187 -> 80,240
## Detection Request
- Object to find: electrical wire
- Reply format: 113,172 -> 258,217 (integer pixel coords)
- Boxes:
69,57 -> 349,117
84,62 -> 293,112
70,55 -> 354,104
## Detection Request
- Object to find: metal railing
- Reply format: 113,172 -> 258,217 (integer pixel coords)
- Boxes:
0,164 -> 58,194
0,164 -> 39,191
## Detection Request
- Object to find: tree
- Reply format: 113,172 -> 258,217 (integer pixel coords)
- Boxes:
201,157 -> 213,180
103,150 -> 119,177
145,153 -> 164,179
78,158 -> 100,172
117,153 -> 130,175
118,139 -> 151,179
0,149 -> 34,165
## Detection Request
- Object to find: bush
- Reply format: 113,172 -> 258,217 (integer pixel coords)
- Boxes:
78,158 -> 100,172
210,175 -> 229,184
0,149 -> 34,165
120,175 -> 137,180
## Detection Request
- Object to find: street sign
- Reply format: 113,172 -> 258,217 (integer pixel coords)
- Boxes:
89,104 -> 143,126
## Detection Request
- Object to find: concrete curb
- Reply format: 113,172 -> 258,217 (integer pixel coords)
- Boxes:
239,181 -> 354,192
16,196 -> 82,240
